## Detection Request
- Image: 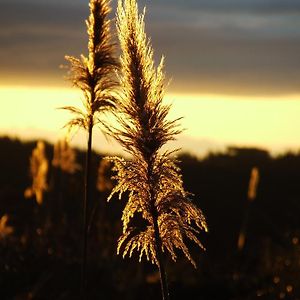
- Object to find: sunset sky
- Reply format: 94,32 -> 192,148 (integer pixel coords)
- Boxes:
1,0 -> 300,156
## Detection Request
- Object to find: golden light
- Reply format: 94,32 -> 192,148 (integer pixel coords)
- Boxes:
165,93 -> 300,154
1,85 -> 300,156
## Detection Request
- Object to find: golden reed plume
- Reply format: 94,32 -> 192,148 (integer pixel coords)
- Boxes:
247,166 -> 259,201
52,138 -> 81,174
108,0 -> 207,275
0,214 -> 14,240
24,141 -> 48,205
61,1 -> 119,296
237,166 -> 260,251
62,0 -> 119,132
107,3 -> 208,297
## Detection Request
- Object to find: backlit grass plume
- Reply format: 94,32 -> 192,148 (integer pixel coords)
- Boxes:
247,166 -> 260,202
237,167 -> 260,251
61,0 -> 118,296
63,0 -> 118,131
108,0 -> 207,298
52,138 -> 80,174
24,141 -> 48,205
0,215 -> 14,240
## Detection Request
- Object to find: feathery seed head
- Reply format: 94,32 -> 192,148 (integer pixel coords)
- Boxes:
248,167 -> 259,201
63,0 -> 119,133
52,138 -> 81,174
108,0 -> 207,268
0,215 -> 14,240
24,141 -> 48,205
112,0 -> 180,161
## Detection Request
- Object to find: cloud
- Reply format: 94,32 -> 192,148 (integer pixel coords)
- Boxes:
142,0 -> 300,95
0,1 -> 87,84
0,0 -> 299,95
143,0 -> 300,14
150,24 -> 300,95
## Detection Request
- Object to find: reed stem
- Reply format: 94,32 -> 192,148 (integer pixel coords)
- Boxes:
81,118 -> 93,299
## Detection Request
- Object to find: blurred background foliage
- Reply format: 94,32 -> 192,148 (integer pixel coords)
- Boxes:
0,136 -> 299,300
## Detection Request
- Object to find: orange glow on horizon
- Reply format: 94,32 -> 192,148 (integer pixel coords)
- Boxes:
1,85 -> 300,156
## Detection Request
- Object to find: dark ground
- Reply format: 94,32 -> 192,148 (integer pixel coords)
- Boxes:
0,136 -> 299,300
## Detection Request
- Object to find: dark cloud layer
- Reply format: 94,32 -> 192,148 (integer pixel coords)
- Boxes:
0,0 -> 299,95
146,0 -> 300,14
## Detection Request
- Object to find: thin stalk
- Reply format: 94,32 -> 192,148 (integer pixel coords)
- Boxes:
153,213 -> 169,300
237,167 -> 259,252
62,1 -> 118,297
148,159 -> 169,300
237,199 -> 251,252
81,117 -> 93,299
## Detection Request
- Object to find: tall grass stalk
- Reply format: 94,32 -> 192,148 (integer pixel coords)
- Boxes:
24,141 -> 48,205
51,138 -> 81,225
52,138 -> 80,174
62,0 -> 118,297
107,1 -> 208,299
237,167 -> 260,251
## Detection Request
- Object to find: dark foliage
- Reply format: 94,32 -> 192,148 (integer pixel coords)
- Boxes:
0,137 -> 299,299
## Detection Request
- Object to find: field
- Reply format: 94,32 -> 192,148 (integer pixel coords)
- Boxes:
1,137 -> 299,299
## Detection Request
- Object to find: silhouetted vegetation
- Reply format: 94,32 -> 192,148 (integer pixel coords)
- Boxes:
62,0 -> 118,296
1,136 -> 299,299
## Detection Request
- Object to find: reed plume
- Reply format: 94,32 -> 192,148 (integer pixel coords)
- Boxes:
247,166 -> 259,202
24,141 -> 48,205
0,215 -> 14,240
107,1 -> 207,298
52,138 -> 80,174
61,0 -> 118,297
63,0 -> 118,131
237,166 -> 260,251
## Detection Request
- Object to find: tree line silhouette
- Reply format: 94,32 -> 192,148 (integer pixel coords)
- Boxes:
0,136 -> 299,299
